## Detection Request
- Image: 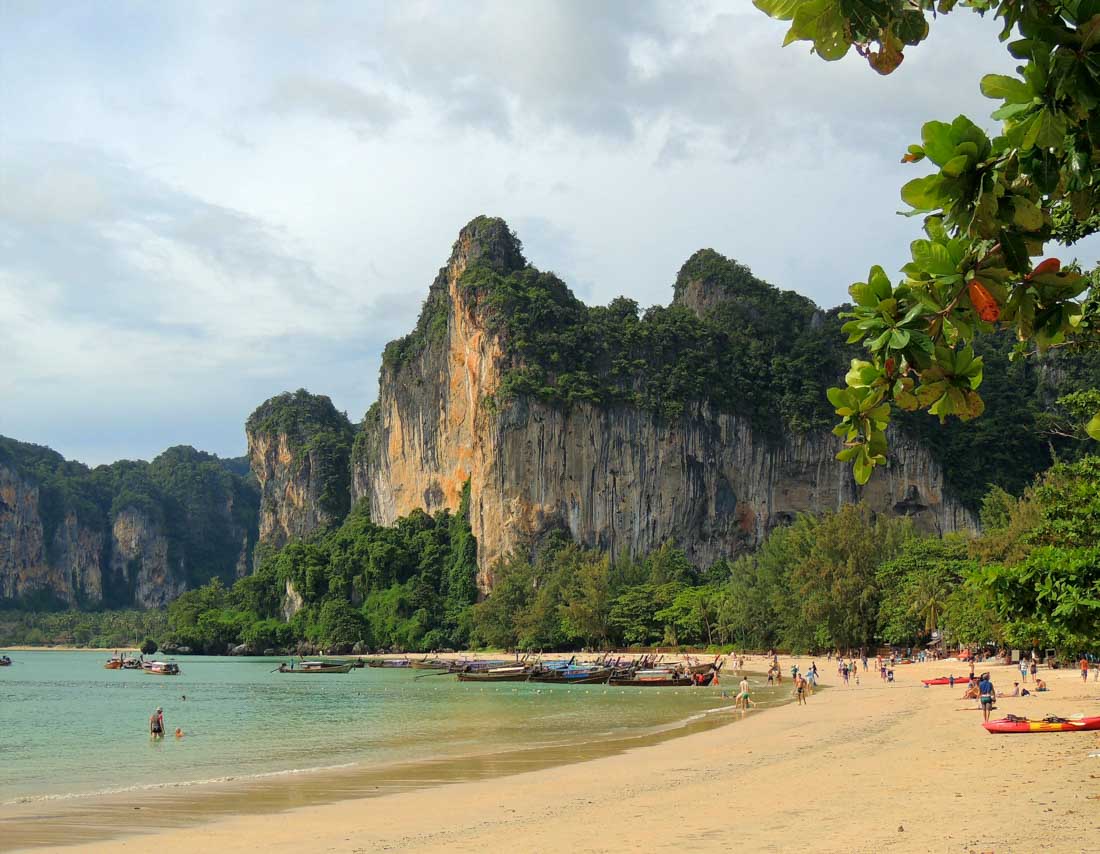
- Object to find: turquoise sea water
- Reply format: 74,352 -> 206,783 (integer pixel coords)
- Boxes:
0,651 -> 752,804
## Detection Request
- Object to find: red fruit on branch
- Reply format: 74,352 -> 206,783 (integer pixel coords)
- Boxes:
885,357 -> 896,375
1026,258 -> 1061,280
968,280 -> 1001,322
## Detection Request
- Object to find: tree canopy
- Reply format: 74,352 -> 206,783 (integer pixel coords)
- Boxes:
755,0 -> 1100,482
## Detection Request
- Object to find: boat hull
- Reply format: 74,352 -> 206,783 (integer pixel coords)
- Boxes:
279,663 -> 353,673
456,670 -> 530,682
528,669 -> 612,685
609,672 -> 715,687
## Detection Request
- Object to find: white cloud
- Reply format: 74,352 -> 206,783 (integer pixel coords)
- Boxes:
1,1 -> 1096,465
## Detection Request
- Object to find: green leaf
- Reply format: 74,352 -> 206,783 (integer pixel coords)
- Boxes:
789,0 -> 849,61
980,74 -> 1031,104
869,265 -> 892,300
1030,108 -> 1067,150
921,121 -> 956,166
890,328 -> 911,349
941,154 -> 971,178
1012,196 -> 1044,231
752,0 -> 803,19
901,175 -> 944,211
1086,412 -> 1100,441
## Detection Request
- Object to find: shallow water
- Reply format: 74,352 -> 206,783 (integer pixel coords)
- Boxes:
0,651 -> 794,850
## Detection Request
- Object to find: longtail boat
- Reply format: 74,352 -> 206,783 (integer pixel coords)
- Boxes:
528,667 -> 613,685
456,665 -> 530,682
608,671 -> 714,687
410,658 -> 451,670
448,659 -> 509,673
367,658 -> 412,668
278,660 -> 353,674
104,658 -> 123,670
144,661 -> 181,675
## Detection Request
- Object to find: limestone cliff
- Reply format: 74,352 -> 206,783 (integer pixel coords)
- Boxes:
109,508 -> 185,608
0,463 -> 104,604
352,218 -> 975,592
0,438 -> 258,608
247,390 -> 354,554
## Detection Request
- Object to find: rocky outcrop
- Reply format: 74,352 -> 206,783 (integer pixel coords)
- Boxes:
0,438 -> 258,608
353,218 -> 975,592
0,464 -> 104,604
246,390 -> 354,554
109,508 -> 184,609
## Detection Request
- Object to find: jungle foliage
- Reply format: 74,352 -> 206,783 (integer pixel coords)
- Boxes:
0,437 -> 259,607
162,484 -> 480,654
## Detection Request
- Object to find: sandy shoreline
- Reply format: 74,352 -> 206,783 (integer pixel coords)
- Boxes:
1,645 -> 140,652
13,656 -> 1100,853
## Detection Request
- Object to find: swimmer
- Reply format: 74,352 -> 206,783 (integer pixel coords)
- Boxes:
175,727 -> 184,738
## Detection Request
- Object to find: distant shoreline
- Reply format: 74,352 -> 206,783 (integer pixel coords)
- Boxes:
0,645 -> 140,652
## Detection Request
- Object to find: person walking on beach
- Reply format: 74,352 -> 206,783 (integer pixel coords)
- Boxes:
794,673 -> 807,705
1080,656 -> 1090,682
1020,658 -> 1029,683
978,674 -> 997,722
150,706 -> 165,739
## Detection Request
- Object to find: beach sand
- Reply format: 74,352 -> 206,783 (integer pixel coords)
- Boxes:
18,656 -> 1100,853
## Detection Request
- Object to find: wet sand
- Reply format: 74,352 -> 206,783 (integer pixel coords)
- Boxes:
12,656 -> 1100,853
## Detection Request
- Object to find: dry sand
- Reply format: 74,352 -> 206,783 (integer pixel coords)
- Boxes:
20,656 -> 1100,854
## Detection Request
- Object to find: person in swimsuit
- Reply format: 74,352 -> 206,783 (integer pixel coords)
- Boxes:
978,675 -> 996,722
738,677 -> 754,709
795,673 -> 807,705
150,706 -> 164,738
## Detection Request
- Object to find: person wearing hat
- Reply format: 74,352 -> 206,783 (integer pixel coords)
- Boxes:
150,706 -> 165,739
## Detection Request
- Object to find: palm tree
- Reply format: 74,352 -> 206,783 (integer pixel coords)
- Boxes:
910,571 -> 953,647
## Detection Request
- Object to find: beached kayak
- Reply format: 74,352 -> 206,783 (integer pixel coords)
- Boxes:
982,715 -> 1100,734
922,677 -> 970,685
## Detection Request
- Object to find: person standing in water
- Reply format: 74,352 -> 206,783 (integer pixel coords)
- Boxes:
150,706 -> 165,739
738,676 -> 754,710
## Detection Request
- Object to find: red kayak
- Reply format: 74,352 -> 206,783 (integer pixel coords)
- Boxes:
983,715 -> 1100,734
922,676 -> 970,686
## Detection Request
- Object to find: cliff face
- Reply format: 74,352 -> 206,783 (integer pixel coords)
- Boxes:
353,219 -> 974,592
109,508 -> 185,608
0,463 -> 104,604
0,439 -> 258,608
246,390 -> 354,554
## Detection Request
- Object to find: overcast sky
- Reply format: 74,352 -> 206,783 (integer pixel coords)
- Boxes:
3,1 -> 1096,466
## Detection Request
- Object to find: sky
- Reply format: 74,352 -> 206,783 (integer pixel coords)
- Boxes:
2,1 -> 1096,466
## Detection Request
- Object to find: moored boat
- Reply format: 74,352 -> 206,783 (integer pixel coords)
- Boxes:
528,667 -> 613,685
608,670 -> 715,687
103,658 -> 123,670
410,658 -> 451,670
983,715 -> 1100,734
922,676 -> 967,686
278,660 -> 353,674
144,661 -> 181,675
456,665 -> 530,682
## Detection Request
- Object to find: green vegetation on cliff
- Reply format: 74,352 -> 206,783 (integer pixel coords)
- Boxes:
164,483 -> 480,654
460,248 -> 846,433
247,390 -> 354,522
0,437 -> 259,608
